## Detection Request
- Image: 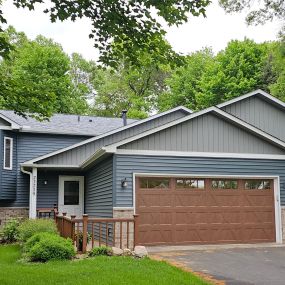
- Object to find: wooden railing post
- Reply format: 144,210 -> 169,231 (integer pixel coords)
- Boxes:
70,215 -> 76,242
133,214 -> 139,249
82,214 -> 88,253
53,204 -> 58,221
62,212 -> 67,236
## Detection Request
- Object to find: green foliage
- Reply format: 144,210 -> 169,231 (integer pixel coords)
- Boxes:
27,233 -> 75,262
18,219 -> 58,242
0,27 -> 92,120
23,232 -> 57,253
219,0 -> 285,26
0,245 -> 210,285
0,0 -> 211,67
158,39 -> 281,111
88,246 -> 112,257
74,231 -> 91,251
1,219 -> 20,243
91,53 -> 169,118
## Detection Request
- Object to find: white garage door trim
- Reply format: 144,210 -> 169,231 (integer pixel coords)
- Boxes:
132,173 -> 282,244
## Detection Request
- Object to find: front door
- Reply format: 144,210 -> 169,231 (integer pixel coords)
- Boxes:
58,176 -> 84,217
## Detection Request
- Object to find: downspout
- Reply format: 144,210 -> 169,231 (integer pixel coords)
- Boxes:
21,166 -> 37,219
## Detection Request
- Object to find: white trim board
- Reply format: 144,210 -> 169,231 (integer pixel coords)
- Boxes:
114,149 -> 285,160
104,106 -> 285,152
23,106 -> 192,165
3,137 -> 13,170
217,89 -> 285,109
132,172 -> 283,244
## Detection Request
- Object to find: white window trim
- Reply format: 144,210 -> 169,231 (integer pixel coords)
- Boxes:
3,137 -> 13,170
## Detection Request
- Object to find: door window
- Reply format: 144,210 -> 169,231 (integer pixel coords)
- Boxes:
64,181 -> 80,205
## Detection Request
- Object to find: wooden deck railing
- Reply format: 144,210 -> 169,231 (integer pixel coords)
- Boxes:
55,212 -> 137,253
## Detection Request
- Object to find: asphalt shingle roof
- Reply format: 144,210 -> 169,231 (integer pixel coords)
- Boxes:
0,110 -> 138,136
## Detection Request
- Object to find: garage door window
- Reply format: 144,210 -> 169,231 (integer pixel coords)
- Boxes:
140,178 -> 170,189
212,180 -> 238,189
176,178 -> 205,189
245,180 -> 271,190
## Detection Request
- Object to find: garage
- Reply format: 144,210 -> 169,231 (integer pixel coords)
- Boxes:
135,176 -> 276,245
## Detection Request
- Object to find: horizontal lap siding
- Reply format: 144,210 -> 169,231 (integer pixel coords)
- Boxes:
85,156 -> 113,218
37,171 -> 84,208
114,155 -> 285,207
1,131 -> 17,200
40,110 -> 188,166
0,132 -> 88,207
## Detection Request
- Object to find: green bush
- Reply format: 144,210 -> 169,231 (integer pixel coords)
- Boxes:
89,246 -> 112,257
27,233 -> 75,262
1,219 -> 20,243
24,232 -> 58,253
18,219 -> 58,242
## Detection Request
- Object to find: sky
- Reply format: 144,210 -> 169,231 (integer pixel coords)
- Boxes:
1,1 -> 282,61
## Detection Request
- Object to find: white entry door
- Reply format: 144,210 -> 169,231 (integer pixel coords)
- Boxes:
58,176 -> 84,217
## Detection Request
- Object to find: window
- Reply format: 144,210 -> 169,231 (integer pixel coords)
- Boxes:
3,137 -> 13,170
245,180 -> 271,190
176,178 -> 205,189
140,178 -> 170,189
212,180 -> 238,189
64,181 -> 80,205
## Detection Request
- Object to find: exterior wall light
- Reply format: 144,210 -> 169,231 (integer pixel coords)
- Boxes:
121,178 -> 128,188
44,180 -> 48,185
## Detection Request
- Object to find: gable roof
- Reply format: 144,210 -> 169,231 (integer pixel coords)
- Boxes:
101,106 -> 285,153
22,106 -> 193,165
0,110 -> 138,136
217,89 -> 285,110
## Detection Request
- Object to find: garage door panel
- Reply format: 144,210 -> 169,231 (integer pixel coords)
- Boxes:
136,177 -> 276,245
137,192 -> 172,208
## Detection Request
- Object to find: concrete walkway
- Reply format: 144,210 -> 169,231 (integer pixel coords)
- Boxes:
148,244 -> 285,285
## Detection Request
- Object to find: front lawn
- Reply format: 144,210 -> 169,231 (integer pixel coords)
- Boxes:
0,245 -> 210,285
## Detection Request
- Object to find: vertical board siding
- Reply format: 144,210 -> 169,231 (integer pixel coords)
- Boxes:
223,96 -> 285,142
114,154 -> 285,207
85,156 -> 113,218
119,113 -> 285,154
39,109 -> 189,166
0,132 -> 88,207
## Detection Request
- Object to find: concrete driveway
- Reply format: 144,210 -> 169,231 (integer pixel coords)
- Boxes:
148,244 -> 285,285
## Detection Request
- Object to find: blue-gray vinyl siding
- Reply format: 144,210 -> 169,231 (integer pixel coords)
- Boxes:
0,132 -> 89,206
37,170 -> 84,208
114,154 -> 285,207
222,95 -> 285,142
39,109 -> 189,166
85,156 -> 113,218
0,131 -> 17,199
120,113 -> 285,154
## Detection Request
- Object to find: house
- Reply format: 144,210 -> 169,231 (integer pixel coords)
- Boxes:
1,89 -> 285,246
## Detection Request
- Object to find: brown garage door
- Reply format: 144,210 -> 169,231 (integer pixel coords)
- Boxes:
135,177 -> 276,245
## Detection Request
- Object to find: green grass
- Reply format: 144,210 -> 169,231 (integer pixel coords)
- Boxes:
0,245 -> 210,285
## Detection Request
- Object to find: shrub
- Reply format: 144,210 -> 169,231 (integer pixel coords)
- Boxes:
24,232 -> 58,253
27,233 -> 75,262
75,231 -> 91,251
89,246 -> 112,257
18,219 -> 58,242
1,219 -> 20,243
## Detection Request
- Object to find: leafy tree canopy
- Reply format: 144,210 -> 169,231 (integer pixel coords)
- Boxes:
219,0 -> 285,26
0,26 -> 90,120
157,38 -> 284,111
0,0 -> 211,67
